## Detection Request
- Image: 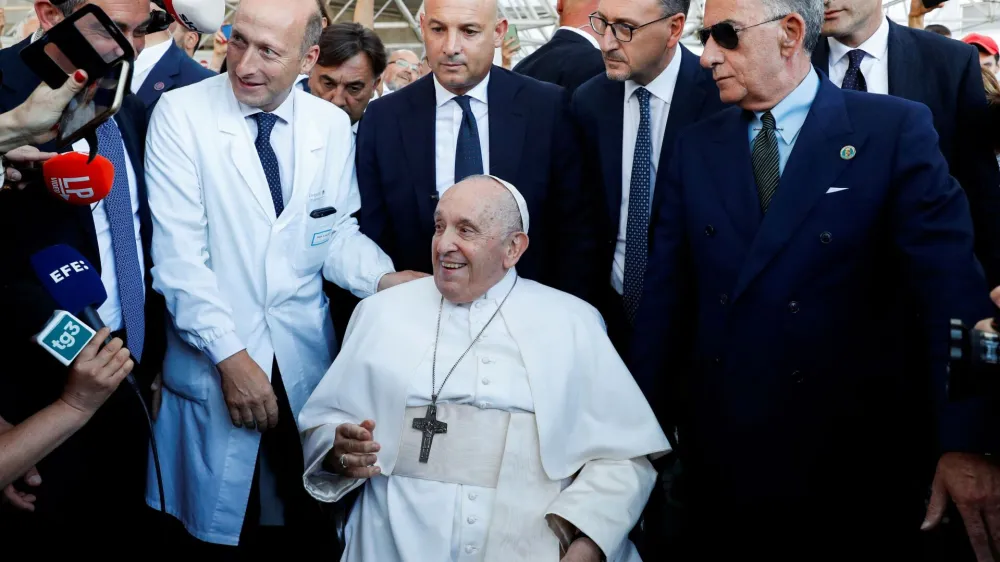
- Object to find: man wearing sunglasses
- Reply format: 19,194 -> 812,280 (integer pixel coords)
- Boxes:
813,0 -> 1000,291
571,0 -> 725,359
629,0 -> 1000,558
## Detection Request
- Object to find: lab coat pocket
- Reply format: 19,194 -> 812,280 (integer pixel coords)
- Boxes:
294,209 -> 338,275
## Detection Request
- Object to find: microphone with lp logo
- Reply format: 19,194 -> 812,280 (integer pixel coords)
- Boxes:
16,151 -> 114,206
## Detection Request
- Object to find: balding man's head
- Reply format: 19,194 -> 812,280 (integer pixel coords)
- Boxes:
421,0 -> 507,96
431,176 -> 529,303
228,0 -> 322,111
383,49 -> 421,91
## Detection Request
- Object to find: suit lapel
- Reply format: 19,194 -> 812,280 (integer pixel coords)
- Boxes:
218,83 -> 277,223
596,79 -> 625,231
136,43 -> 181,106
653,46 -> 708,214
886,21 -> 921,100
730,79 -> 868,302
400,77 -> 438,231
487,68 -> 526,183
707,111 -> 761,244
288,89 -> 324,225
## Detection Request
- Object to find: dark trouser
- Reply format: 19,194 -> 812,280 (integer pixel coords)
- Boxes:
167,359 -> 338,558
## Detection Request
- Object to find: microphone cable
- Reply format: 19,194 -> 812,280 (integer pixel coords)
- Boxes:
125,371 -> 166,515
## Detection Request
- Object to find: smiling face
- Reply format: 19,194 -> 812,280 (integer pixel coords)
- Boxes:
432,177 -> 529,303
227,0 -> 320,111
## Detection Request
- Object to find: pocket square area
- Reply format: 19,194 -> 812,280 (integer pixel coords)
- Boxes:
826,187 -> 849,194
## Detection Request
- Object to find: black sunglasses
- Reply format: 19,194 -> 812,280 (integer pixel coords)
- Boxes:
697,14 -> 788,50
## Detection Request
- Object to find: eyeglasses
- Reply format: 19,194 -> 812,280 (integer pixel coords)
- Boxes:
394,59 -> 420,72
697,14 -> 788,50
589,12 -> 675,43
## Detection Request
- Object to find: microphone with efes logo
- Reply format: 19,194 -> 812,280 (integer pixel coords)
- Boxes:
28,243 -> 166,512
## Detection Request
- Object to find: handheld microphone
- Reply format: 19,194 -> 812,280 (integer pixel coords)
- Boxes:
28,244 -> 167,515
19,152 -> 115,206
29,244 -> 107,322
153,0 -> 225,34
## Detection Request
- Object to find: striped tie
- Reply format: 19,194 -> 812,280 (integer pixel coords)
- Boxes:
752,111 -> 780,213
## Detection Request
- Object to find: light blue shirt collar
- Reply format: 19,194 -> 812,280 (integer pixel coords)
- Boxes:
751,66 -> 820,146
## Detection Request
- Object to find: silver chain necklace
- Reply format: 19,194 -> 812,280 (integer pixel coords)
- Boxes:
411,274 -> 518,463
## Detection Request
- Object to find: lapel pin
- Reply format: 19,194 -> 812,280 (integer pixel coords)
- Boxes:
154,81 -> 166,91
840,145 -> 856,160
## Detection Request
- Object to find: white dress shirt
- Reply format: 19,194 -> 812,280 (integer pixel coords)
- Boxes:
239,92 -> 295,209
71,124 -> 145,332
434,73 -> 491,196
132,39 -> 173,94
558,25 -> 601,50
827,15 -> 890,95
612,50 -> 682,294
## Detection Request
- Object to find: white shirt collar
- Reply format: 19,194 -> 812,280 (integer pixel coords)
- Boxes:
558,25 -> 601,50
624,46 -> 682,105
445,267 -> 518,309
828,15 -> 890,65
134,39 -> 172,77
434,71 -> 490,108
239,86 -> 296,124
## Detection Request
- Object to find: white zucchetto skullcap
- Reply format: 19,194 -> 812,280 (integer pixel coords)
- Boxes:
485,175 -> 529,235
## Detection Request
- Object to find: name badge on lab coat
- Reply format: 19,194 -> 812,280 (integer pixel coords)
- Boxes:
311,229 -> 333,246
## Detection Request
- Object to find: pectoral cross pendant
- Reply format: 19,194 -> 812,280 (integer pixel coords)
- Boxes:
412,403 -> 448,463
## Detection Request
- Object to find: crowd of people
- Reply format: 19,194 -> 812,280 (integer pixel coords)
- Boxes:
1,0 -> 1000,560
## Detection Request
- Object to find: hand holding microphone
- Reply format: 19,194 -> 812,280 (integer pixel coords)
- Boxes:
3,150 -> 113,204
60,327 -> 134,416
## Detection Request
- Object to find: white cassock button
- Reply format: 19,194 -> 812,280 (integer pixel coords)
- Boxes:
482,377 -> 490,385
467,516 -> 477,524
480,401 -> 492,409
475,301 -> 485,309
267,307 -> 275,314
466,545 -> 477,554
469,493 -> 478,500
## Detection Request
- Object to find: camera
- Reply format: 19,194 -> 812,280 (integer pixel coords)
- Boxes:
947,318 -> 1000,400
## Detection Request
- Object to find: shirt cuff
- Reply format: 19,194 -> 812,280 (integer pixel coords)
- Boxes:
205,332 -> 246,365
373,270 -> 393,295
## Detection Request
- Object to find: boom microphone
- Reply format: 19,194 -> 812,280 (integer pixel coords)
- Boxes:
153,0 -> 225,34
24,152 -> 115,206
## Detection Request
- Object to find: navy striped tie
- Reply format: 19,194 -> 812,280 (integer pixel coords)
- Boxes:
752,111 -> 780,213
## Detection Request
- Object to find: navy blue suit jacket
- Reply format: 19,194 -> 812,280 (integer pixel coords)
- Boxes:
629,76 -> 997,507
572,46 -> 726,347
513,28 -> 606,94
0,38 -> 163,521
813,21 -> 1000,287
356,67 -> 600,302
136,41 -> 215,121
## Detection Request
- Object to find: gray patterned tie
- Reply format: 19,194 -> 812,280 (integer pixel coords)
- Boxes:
752,110 -> 780,213
623,87 -> 652,324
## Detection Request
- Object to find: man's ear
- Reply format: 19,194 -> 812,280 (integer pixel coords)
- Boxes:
185,32 -> 199,54
301,44 -> 320,74
503,232 -> 529,269
35,0 -> 64,32
494,18 -> 508,48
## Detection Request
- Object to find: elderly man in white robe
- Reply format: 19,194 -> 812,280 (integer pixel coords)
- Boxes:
298,175 -> 671,562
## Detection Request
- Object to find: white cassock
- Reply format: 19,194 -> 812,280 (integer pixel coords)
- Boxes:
299,269 -> 671,562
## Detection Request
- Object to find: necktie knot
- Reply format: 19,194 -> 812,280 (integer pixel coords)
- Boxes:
454,95 -> 474,114
253,112 -> 279,140
635,87 -> 651,107
760,110 -> 776,131
847,49 -> 866,70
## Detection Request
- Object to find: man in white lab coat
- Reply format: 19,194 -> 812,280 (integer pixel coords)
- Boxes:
299,175 -> 671,562
143,0 -> 424,553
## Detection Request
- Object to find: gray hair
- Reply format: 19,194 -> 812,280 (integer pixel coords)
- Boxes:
56,0 -> 87,17
761,0 -> 823,53
660,0 -> 692,17
302,10 -> 323,55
